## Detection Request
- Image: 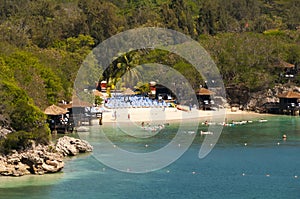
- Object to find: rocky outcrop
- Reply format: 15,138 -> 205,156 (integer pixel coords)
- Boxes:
56,136 -> 93,156
0,146 -> 64,177
0,136 -> 93,177
0,126 -> 12,139
246,85 -> 300,111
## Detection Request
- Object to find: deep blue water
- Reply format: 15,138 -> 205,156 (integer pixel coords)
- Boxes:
1,115 -> 300,199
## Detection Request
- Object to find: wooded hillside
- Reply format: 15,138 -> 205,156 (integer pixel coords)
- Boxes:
0,0 -> 299,149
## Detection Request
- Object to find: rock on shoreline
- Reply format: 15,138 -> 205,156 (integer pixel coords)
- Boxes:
56,136 -> 93,156
0,136 -> 93,177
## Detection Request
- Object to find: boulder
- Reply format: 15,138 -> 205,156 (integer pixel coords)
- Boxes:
0,136 -> 92,177
56,136 -> 93,156
0,127 -> 12,139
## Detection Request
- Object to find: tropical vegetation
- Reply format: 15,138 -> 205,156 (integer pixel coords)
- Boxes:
0,0 -> 299,152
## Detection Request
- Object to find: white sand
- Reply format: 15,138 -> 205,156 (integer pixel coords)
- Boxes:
100,107 -> 268,124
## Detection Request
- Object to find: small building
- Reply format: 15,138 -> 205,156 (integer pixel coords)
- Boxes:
44,104 -> 73,133
149,82 -> 175,101
71,95 -> 93,126
196,88 -> 215,110
276,60 -> 298,83
277,91 -> 300,115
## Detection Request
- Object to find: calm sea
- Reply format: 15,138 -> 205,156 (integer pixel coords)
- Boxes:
1,115 -> 300,199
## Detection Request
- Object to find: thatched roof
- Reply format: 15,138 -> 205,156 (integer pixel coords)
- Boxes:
278,91 -> 300,99
93,90 -> 108,98
72,96 -> 93,107
196,88 -> 215,95
275,60 -> 295,68
44,104 -> 68,115
122,88 -> 135,95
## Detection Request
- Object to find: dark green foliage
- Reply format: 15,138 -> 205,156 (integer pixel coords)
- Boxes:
0,0 -> 299,154
0,80 -> 50,154
2,49 -> 64,108
0,131 -> 33,154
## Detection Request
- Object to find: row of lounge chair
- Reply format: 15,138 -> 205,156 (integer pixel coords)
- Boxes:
104,96 -> 170,109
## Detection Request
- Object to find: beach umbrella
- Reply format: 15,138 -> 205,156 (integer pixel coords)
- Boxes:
93,90 -> 108,98
44,104 -> 68,115
122,88 -> 136,96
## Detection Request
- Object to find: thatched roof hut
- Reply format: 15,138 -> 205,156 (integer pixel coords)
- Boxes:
44,104 -> 68,115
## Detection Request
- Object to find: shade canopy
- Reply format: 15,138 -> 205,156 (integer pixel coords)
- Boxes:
44,104 -> 68,115
93,90 -> 108,98
278,91 -> 300,99
196,88 -> 215,95
122,88 -> 135,95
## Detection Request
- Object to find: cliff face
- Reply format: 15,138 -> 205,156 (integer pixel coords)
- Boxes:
226,84 -> 300,111
226,85 -> 251,107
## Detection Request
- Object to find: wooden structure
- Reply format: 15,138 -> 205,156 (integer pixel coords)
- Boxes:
71,95 -> 93,126
153,84 -> 175,101
196,88 -> 215,110
277,91 -> 300,115
44,104 -> 74,133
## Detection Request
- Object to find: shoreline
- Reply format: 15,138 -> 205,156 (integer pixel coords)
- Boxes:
0,136 -> 93,177
97,107 -> 274,125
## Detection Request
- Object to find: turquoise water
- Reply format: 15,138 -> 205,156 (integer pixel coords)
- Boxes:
1,115 -> 300,199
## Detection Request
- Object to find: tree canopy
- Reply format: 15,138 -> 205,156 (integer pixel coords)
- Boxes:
0,0 -> 299,152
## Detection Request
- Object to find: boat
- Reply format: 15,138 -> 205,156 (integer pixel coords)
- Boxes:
141,124 -> 165,132
76,126 -> 89,132
200,131 -> 213,135
258,119 -> 268,123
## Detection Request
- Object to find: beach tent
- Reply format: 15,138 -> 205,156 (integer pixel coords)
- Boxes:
44,104 -> 68,115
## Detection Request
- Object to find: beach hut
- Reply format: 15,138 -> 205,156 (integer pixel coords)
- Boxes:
196,88 -> 215,110
44,104 -> 68,115
276,60 -> 298,81
44,105 -> 70,133
71,95 -> 93,126
278,91 -> 300,115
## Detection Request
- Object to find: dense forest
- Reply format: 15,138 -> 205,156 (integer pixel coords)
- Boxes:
0,0 -> 299,151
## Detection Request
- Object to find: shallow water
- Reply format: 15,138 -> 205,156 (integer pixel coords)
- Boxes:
1,115 -> 300,199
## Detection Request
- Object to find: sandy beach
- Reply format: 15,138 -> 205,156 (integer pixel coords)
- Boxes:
99,107 -> 270,125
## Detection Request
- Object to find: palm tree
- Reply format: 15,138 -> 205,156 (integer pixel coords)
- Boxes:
117,52 -> 142,88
